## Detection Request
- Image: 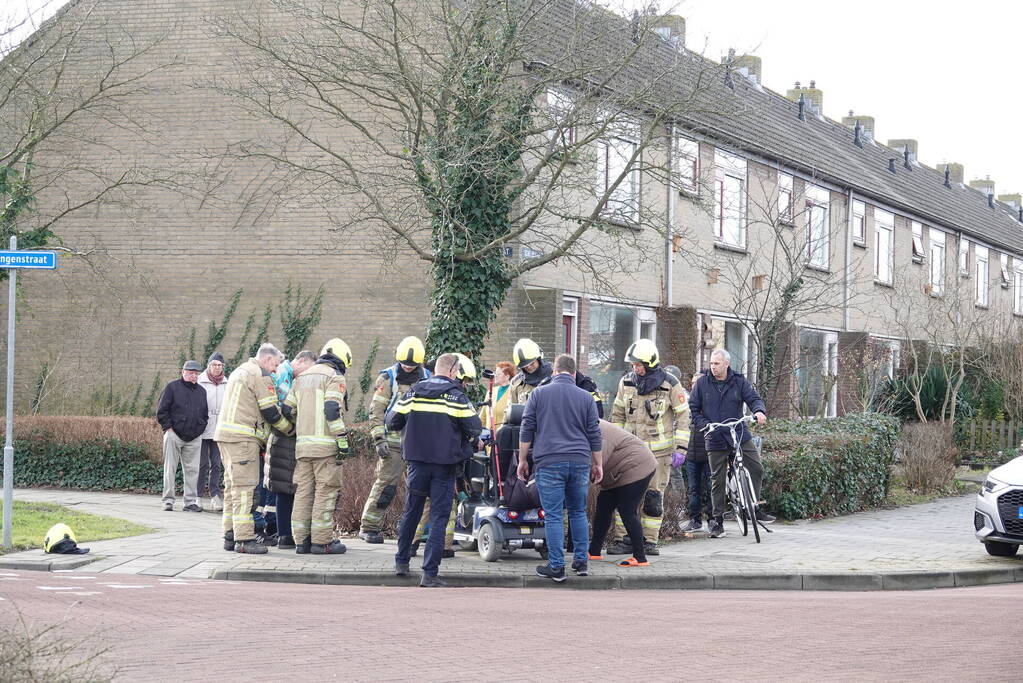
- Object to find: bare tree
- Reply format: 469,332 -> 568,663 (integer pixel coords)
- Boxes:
207,0 -> 736,358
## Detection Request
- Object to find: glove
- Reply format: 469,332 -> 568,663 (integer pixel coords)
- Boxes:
375,440 -> 390,460
671,450 -> 687,468
335,437 -> 351,464
480,428 -> 493,444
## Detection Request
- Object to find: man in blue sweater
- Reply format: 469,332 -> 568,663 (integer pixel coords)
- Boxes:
518,354 -> 603,582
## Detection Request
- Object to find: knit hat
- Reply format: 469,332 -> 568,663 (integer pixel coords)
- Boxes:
207,351 -> 225,365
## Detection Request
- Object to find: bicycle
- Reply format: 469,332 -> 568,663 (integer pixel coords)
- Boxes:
702,415 -> 772,543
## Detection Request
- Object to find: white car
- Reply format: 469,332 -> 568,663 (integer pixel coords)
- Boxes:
975,455 -> 1023,557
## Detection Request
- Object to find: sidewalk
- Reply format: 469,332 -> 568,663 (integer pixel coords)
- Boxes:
3,487 -> 1021,590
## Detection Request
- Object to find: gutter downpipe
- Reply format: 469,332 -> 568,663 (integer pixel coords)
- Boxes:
667,123 -> 675,308
844,186 -> 853,331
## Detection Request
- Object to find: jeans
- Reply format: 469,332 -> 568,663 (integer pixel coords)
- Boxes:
198,439 -> 222,498
685,460 -> 712,521
589,473 -> 653,562
708,440 -> 764,519
395,461 -> 458,577
535,462 -> 590,570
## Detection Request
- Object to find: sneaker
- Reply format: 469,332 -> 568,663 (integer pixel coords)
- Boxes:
198,497 -> 209,510
570,560 -> 588,576
235,540 -> 269,554
395,561 -> 410,577
210,495 -> 224,512
311,540 -> 347,555
708,518 -> 726,538
535,564 -> 567,582
296,538 -> 312,554
360,530 -> 385,544
755,510 -> 776,524
163,502 -> 173,511
182,504 -> 203,513
441,549 -> 455,559
419,575 -> 449,588
682,518 -> 704,533
223,531 -> 235,552
605,540 -> 631,555
277,535 -> 296,550
643,541 -> 660,556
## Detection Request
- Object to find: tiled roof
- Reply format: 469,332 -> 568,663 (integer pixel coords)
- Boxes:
533,0 -> 1023,255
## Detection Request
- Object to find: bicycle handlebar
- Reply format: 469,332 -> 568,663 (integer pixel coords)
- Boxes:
701,414 -> 755,435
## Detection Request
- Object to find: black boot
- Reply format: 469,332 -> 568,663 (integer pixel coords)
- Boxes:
277,535 -> 296,550
235,539 -> 269,554
311,540 -> 347,555
360,530 -> 385,544
223,530 -> 235,552
295,537 -> 312,554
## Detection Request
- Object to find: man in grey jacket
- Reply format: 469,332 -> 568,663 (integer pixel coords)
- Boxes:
517,354 -> 602,582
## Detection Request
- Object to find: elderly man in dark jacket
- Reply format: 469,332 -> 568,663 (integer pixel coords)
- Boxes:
688,349 -> 773,539
157,360 -> 208,512
388,353 -> 482,587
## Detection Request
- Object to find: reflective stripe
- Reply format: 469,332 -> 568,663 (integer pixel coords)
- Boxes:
647,437 -> 674,451
257,395 -> 278,408
217,423 -> 258,438
297,436 -> 337,445
325,390 -> 344,401
369,425 -> 385,438
393,399 -> 475,418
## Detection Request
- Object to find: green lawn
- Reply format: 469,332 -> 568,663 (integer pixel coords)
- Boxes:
0,501 -> 153,554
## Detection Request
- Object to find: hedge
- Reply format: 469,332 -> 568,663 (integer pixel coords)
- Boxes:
759,412 -> 901,519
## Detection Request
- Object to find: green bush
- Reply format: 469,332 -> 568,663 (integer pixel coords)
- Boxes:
759,413 -> 900,520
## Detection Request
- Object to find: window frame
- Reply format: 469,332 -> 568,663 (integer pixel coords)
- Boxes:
805,184 -> 830,269
1014,259 -> 1023,315
874,210 -> 895,285
598,120 -> 641,225
975,244 -> 990,307
1000,253 -> 1011,288
778,172 -> 794,225
928,228 -> 946,296
911,221 -> 925,264
673,134 -> 699,195
958,237 -> 970,277
713,150 -> 748,249
851,200 -> 866,244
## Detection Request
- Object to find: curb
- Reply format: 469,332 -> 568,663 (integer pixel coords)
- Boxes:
208,566 -> 1023,591
0,554 -> 100,572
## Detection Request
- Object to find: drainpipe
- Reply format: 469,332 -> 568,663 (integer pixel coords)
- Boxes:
666,123 -> 675,308
844,187 -> 853,331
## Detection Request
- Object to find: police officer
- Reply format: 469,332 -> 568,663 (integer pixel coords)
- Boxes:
359,336 -> 431,543
390,352 -> 482,587
608,339 -> 690,556
507,338 -> 552,406
283,338 -> 352,555
215,343 -> 292,554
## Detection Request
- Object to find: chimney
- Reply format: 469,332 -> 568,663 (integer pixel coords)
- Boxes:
786,80 -> 823,115
969,177 -> 996,196
939,162 -> 964,185
733,54 -> 762,84
651,14 -> 685,49
841,111 -> 875,139
997,193 -> 1021,208
887,139 -> 918,162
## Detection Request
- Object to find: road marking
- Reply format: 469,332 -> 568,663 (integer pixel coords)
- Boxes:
101,584 -> 152,589
67,591 -> 102,596
37,586 -> 77,591
0,572 -> 19,576
0,577 -> 24,581
56,575 -> 97,580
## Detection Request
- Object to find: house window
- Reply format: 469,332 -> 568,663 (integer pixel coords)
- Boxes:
673,135 -> 699,194
598,131 -> 640,224
699,314 -> 755,381
724,320 -> 753,377
959,237 -> 970,276
975,245 -> 989,307
1014,260 -> 1023,315
928,228 -> 945,296
714,150 -> 747,248
874,210 -> 894,284
796,328 -> 838,418
778,172 -> 793,224
587,302 -> 656,399
562,298 -> 578,358
1000,253 -> 1011,288
805,184 -> 830,269
911,221 -> 925,264
851,200 -> 865,244
545,88 -> 576,147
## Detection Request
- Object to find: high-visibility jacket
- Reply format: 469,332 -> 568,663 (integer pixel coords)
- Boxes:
610,371 -> 690,454
284,362 -> 348,459
386,376 -> 482,465
507,361 -> 552,406
213,358 -> 291,445
369,364 -> 430,447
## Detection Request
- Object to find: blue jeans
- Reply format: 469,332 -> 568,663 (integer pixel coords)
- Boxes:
395,461 -> 458,577
535,462 -> 590,570
686,460 -> 712,521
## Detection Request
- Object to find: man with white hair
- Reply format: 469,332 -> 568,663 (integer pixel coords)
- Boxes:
215,343 -> 292,554
688,349 -> 773,539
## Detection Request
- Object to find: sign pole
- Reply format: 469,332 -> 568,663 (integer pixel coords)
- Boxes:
3,236 -> 16,551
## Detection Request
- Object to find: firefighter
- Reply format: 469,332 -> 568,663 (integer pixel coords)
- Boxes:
507,338 -> 552,406
359,336 -> 430,543
215,343 -> 292,554
607,339 -> 690,556
283,338 -> 352,554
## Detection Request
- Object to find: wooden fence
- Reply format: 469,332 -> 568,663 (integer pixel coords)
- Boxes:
958,419 -> 1023,454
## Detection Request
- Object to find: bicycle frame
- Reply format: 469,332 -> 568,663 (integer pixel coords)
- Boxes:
702,416 -> 772,541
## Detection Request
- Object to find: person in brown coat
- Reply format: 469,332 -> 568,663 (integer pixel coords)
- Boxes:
588,420 -> 657,567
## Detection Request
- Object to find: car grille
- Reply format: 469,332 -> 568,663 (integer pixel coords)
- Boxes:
975,511 -> 985,531
997,489 -> 1023,535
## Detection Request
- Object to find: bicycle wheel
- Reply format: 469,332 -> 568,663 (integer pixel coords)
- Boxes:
739,468 -> 761,543
727,469 -> 748,537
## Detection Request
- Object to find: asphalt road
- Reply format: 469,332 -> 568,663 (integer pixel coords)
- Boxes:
1,569 -> 1019,681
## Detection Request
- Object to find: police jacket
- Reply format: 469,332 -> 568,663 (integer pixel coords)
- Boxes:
387,376 -> 482,465
157,378 -> 208,442
538,371 -> 604,418
688,368 -> 766,451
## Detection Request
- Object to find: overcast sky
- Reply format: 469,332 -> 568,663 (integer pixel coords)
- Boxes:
10,0 -> 1023,195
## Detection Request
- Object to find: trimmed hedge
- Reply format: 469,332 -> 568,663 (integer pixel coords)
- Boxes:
759,413 -> 900,519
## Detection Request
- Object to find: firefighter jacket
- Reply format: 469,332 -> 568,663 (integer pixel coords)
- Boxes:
369,364 -> 430,447
507,360 -> 553,406
284,360 -> 349,459
213,358 -> 291,445
386,376 -> 482,465
610,370 -> 690,454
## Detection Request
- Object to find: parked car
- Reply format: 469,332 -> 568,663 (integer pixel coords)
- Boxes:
975,456 -> 1023,557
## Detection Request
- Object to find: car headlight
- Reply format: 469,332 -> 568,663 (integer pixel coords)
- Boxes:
983,477 -> 1008,494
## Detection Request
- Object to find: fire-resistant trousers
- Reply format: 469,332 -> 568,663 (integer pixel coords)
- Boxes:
359,443 -> 404,534
292,456 -> 342,545
218,440 -> 261,542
